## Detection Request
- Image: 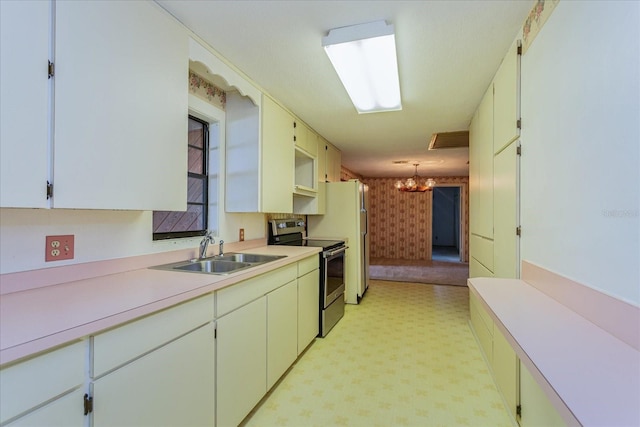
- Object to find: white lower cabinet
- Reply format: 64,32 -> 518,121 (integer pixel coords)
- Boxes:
216,297 -> 267,427
267,280 -> 298,390
469,292 -> 518,422
92,323 -> 215,427
90,294 -> 215,427
297,257 -> 320,355
520,362 -> 566,427
0,341 -> 85,426
215,259 -> 317,426
492,325 -> 518,420
470,291 -> 567,426
4,389 -> 84,427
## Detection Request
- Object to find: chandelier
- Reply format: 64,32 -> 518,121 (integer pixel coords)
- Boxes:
394,163 -> 436,192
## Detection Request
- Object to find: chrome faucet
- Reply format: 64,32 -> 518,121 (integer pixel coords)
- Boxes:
219,239 -> 225,256
199,231 -> 215,259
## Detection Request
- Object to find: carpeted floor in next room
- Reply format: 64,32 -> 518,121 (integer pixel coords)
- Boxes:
369,257 -> 469,287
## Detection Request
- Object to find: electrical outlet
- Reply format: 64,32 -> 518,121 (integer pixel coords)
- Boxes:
45,235 -> 74,262
239,228 -> 245,241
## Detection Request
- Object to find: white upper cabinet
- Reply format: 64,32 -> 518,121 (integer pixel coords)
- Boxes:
53,1 -> 188,210
326,142 -> 342,182
262,96 -> 295,212
0,0 -> 51,208
493,39 -> 521,153
0,1 -> 189,210
469,84 -> 494,240
293,120 -> 318,157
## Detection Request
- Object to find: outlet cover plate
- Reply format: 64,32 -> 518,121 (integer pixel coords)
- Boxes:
45,235 -> 74,262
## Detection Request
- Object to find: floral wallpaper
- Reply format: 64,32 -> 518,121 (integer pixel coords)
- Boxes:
522,0 -> 560,54
189,71 -> 226,110
363,176 -> 469,262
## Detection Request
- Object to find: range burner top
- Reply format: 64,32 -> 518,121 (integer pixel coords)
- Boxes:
303,238 -> 345,251
268,218 -> 345,251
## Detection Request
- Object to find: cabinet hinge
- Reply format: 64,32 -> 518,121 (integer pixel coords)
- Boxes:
516,404 -> 522,416
48,61 -> 54,79
517,118 -> 522,129
516,145 -> 522,156
293,121 -> 297,129
83,394 -> 93,415
517,44 -> 522,56
214,326 -> 217,339
516,226 -> 522,237
46,181 -> 53,199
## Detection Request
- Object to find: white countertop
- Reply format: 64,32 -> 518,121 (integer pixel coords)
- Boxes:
469,277 -> 640,427
0,245 -> 321,365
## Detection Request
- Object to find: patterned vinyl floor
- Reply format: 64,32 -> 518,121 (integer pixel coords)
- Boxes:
242,280 -> 513,427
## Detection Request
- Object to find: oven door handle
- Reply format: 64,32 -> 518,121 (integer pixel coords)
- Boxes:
324,246 -> 348,258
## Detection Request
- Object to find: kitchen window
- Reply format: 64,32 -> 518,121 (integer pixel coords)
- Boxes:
153,115 -> 209,240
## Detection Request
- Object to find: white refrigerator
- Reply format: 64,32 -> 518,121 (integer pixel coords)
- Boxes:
307,180 -> 369,304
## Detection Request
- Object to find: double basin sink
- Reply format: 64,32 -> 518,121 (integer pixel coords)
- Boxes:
152,252 -> 286,275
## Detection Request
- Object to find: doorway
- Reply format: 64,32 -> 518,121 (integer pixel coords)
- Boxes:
432,186 -> 462,262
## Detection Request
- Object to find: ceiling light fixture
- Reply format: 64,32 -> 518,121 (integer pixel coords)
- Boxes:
322,20 -> 402,114
395,163 -> 436,192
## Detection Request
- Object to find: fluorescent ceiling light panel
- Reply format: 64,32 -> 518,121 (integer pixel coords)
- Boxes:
323,20 -> 402,114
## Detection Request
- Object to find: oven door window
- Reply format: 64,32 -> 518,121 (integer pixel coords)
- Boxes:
325,252 -> 345,301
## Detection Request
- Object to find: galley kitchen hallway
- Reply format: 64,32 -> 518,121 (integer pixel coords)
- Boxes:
242,280 -> 511,427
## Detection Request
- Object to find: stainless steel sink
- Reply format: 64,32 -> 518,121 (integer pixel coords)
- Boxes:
151,252 -> 286,275
212,253 -> 286,264
173,259 -> 253,274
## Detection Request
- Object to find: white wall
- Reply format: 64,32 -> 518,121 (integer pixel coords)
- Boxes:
520,1 -> 639,304
0,207 -> 266,275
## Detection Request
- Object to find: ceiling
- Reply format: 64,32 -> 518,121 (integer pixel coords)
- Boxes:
158,0 -> 533,178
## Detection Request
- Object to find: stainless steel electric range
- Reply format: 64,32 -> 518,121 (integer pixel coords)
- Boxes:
268,218 -> 346,337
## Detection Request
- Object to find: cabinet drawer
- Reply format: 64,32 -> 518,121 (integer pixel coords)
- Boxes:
470,292 -> 494,333
0,341 -> 84,424
470,294 -> 493,363
4,389 -> 85,427
470,256 -> 493,278
217,264 -> 296,317
470,234 -> 494,273
298,255 -> 318,277
93,294 -> 214,377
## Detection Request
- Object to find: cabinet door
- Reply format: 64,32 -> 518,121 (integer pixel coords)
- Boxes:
93,323 -> 215,427
493,142 -> 519,278
519,362 -> 566,427
216,297 -> 267,427
5,391 -> 84,427
54,1 -> 188,210
493,40 -> 520,153
294,121 -> 318,156
318,137 -> 328,183
298,269 -> 319,354
267,280 -> 298,390
326,143 -> 342,182
0,0 -> 50,208
0,341 -> 84,425
469,85 -> 494,239
261,96 -> 294,213
492,327 -> 518,420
